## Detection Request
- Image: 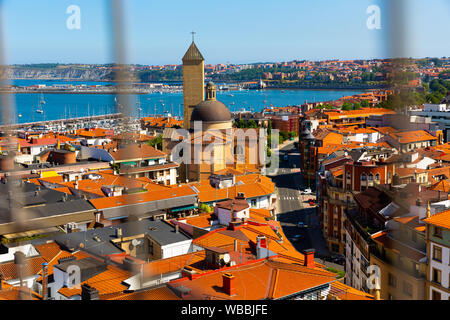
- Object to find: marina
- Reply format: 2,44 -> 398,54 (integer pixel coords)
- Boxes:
0,80 -> 363,125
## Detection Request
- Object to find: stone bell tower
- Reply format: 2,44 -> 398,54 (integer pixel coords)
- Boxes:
182,35 -> 205,130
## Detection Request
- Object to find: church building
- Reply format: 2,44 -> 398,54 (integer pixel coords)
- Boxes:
162,38 -> 264,182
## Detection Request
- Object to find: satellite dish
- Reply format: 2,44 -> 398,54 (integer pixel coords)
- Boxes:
131,239 -> 142,247
222,253 -> 231,264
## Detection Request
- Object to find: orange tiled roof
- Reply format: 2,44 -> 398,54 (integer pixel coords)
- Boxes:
326,108 -> 395,120
106,286 -> 180,300
393,215 -> 425,231
180,213 -> 215,229
188,174 -> 275,203
0,286 -> 41,300
389,130 -> 437,144
34,242 -> 92,277
141,116 -> 183,128
373,127 -> 398,135
58,263 -> 132,299
142,251 -> 207,278
169,258 -> 336,300
330,281 -> 375,300
423,209 -> 450,230
430,180 -> 450,193
0,256 -> 46,280
75,128 -> 110,138
89,185 -> 196,210
109,143 -> 166,161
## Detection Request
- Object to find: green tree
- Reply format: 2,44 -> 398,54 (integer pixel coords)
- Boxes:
248,120 -> 258,128
279,131 -> 288,143
148,134 -> 163,150
199,203 -> 213,213
342,102 -> 352,110
353,102 -> 362,110
361,100 -> 370,108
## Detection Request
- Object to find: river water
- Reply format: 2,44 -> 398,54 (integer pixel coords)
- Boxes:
3,80 -> 363,124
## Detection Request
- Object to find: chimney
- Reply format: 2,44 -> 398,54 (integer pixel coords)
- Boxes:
236,192 -> 245,200
228,220 -> 241,231
42,262 -> 48,300
303,249 -> 315,268
14,251 -> 26,287
256,235 -> 267,249
116,227 -> 122,238
81,284 -> 99,300
416,198 -> 422,207
222,273 -> 236,296
175,224 -> 179,233
234,239 -> 238,252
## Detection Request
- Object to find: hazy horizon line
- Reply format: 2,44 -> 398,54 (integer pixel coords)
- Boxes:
5,56 -> 449,67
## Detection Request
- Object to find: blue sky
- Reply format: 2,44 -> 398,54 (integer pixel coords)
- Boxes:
1,0 -> 449,65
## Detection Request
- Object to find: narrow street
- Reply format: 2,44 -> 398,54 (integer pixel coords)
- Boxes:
269,140 -> 333,263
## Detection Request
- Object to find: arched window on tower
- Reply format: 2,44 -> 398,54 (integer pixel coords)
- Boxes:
234,145 -> 244,156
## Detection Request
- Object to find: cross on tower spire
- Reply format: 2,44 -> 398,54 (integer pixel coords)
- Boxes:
191,31 -> 196,43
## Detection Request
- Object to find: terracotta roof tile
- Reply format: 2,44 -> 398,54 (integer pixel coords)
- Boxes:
169,259 -> 336,300
0,256 -> 46,280
107,286 -> 180,300
423,209 -> 450,230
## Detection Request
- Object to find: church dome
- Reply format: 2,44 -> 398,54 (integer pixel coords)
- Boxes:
190,100 -> 232,122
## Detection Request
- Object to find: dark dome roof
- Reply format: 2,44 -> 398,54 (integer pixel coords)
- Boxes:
191,100 -> 232,122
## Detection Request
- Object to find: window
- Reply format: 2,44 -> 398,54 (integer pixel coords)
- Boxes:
433,227 -> 443,238
388,273 -> 397,288
403,281 -> 413,297
432,268 -> 441,284
431,290 -> 441,300
149,241 -> 154,255
234,145 -> 244,155
375,173 -> 380,181
251,199 -> 257,207
433,245 -> 442,262
346,171 -> 351,179
361,173 -> 367,181
368,174 -> 373,181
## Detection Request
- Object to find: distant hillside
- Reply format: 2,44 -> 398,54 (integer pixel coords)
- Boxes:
2,65 -> 114,81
